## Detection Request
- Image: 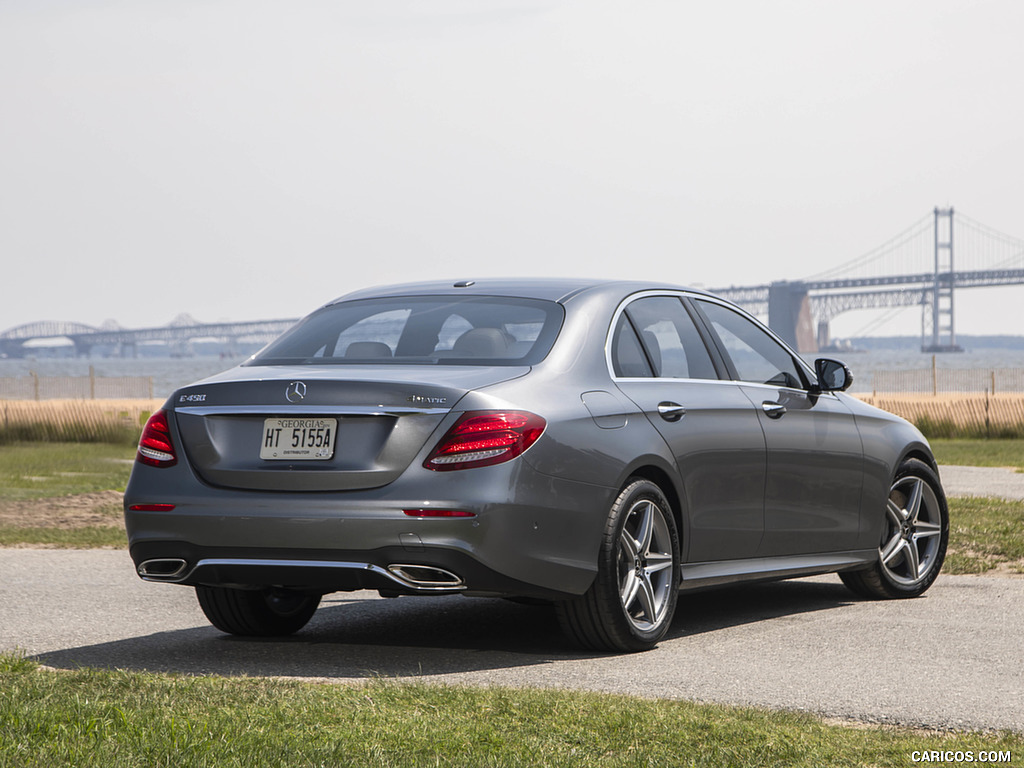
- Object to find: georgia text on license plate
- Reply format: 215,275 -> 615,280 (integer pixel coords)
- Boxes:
260,417 -> 337,460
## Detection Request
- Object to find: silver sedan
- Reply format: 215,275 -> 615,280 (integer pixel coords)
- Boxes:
124,279 -> 948,652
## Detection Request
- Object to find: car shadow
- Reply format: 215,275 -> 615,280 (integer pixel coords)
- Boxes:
669,576 -> 856,639
34,577 -> 857,679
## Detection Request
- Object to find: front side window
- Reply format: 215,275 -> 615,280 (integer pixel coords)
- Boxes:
248,297 -> 563,366
695,300 -> 806,388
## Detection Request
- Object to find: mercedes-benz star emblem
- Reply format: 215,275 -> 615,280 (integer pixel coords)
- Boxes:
285,381 -> 307,403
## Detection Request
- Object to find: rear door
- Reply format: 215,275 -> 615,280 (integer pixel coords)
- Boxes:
610,294 -> 767,562
691,298 -> 865,557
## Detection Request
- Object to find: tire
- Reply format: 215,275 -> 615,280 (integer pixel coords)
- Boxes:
557,479 -> 680,652
840,458 -> 949,599
196,585 -> 321,636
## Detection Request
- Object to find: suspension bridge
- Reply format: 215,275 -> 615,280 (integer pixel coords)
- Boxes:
713,208 -> 1024,353
2,207 -> 1023,358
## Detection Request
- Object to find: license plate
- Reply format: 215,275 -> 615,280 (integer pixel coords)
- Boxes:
260,417 -> 337,460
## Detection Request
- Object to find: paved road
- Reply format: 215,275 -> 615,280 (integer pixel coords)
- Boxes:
939,464 -> 1024,500
2,549 -> 1021,733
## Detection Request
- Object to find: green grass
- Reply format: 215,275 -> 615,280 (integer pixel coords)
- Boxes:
0,654 -> 1019,768
944,496 -> 1024,575
0,419 -> 141,446
0,442 -> 135,501
0,525 -> 126,549
931,438 -> 1024,471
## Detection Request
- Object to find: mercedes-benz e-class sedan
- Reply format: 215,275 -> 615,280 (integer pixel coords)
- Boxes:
125,279 -> 948,652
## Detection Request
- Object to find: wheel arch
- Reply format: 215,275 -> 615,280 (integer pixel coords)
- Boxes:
897,444 -> 940,477
621,462 -> 685,557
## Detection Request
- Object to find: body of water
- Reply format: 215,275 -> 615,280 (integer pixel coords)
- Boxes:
5,347 -> 1024,399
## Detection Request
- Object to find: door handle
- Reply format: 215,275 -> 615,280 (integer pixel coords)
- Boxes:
762,401 -> 786,419
657,402 -> 686,422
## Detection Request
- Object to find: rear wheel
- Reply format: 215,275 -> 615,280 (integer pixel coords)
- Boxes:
196,585 -> 321,636
557,479 -> 680,652
840,458 -> 948,599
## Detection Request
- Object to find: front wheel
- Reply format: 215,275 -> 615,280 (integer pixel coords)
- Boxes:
557,479 -> 680,652
840,458 -> 949,599
196,585 -> 321,636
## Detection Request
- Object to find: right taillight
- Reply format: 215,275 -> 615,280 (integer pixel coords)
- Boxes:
137,410 -> 178,468
424,410 -> 546,471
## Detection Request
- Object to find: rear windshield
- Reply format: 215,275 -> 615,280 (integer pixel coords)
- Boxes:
246,296 -> 564,367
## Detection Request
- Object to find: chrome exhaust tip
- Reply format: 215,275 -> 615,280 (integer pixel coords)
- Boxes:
386,564 -> 464,590
138,558 -> 189,581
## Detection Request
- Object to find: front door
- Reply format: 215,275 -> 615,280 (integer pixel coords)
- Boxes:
692,298 -> 865,557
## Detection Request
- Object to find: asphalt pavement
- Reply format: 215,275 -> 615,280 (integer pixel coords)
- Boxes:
2,548 -> 1021,733
1,464 -> 1021,733
939,464 -> 1024,501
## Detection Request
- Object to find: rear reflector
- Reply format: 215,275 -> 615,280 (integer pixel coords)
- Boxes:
403,509 -> 476,518
128,504 -> 176,512
137,410 -> 178,467
424,410 -> 545,471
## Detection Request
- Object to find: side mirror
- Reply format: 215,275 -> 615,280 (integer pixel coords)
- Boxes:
813,358 -> 853,393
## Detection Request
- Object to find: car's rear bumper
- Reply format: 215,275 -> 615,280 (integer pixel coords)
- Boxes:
128,539 -> 581,600
124,459 -> 614,599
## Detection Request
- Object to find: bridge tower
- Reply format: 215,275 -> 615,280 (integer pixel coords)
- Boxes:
922,207 -> 962,352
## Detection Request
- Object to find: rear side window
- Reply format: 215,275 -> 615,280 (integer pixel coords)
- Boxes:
247,297 -> 564,367
611,314 -> 654,378
613,297 -> 718,380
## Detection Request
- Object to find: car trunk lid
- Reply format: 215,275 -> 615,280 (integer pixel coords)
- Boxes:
170,365 -> 528,491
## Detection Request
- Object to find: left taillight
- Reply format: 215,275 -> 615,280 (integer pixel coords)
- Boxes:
424,410 -> 546,471
136,409 -> 178,468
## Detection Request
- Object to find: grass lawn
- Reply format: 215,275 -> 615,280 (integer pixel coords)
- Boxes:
1,654 -> 1020,768
0,442 -> 135,501
930,438 -> 1024,471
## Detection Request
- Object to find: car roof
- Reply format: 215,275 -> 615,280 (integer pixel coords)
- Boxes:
329,278 -> 714,305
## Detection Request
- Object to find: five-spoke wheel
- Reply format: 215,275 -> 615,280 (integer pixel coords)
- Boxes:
617,497 -> 676,634
557,479 -> 680,652
841,458 -> 948,599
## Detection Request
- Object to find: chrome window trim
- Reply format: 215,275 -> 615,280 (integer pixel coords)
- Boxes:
605,289 -> 818,388
605,289 -> 730,385
686,293 -> 818,385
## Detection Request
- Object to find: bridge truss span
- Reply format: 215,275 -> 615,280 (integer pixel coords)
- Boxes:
0,318 -> 299,359
712,209 -> 1024,354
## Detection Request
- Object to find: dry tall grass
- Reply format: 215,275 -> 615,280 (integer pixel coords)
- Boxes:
3,394 -> 1023,444
855,393 -> 1024,438
0,399 -> 162,444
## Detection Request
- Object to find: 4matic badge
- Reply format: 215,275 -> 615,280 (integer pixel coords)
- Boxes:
408,394 -> 448,405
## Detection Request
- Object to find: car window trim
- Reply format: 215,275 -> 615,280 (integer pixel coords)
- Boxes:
606,290 -> 730,383
616,311 -> 656,378
687,295 -> 816,391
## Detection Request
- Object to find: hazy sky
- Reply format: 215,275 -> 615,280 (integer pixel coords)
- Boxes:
2,0 -> 1022,340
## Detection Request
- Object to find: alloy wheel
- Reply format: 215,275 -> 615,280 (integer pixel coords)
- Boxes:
880,475 -> 944,587
616,498 -> 675,632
